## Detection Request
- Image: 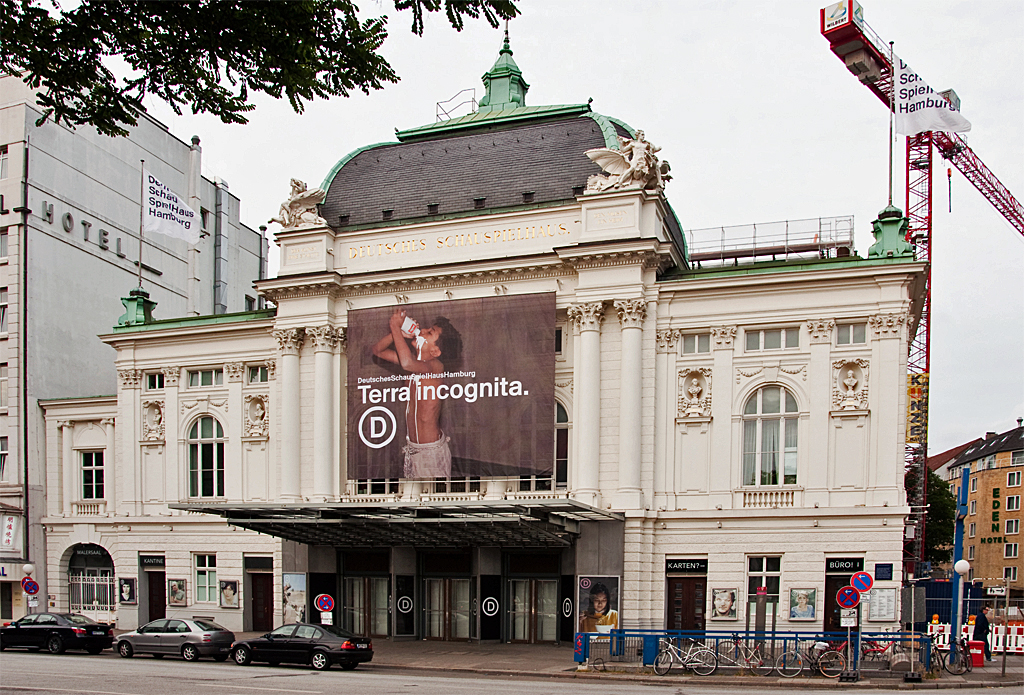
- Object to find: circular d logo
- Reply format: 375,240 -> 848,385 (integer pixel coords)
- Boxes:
358,406 -> 397,449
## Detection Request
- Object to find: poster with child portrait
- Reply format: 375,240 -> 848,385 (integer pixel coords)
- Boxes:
789,588 -> 817,620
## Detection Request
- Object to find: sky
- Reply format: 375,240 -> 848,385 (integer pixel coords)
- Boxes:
136,0 -> 1024,456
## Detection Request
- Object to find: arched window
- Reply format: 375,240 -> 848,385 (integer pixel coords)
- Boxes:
188,416 -> 224,498
555,402 -> 570,488
742,386 -> 798,486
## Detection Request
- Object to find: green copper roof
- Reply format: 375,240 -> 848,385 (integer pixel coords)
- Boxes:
868,205 -> 914,259
396,103 -> 592,141
320,141 -> 395,193
112,308 -> 276,334
477,29 -> 529,113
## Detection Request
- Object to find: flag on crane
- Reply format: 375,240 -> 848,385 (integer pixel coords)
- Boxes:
895,57 -> 971,136
142,166 -> 201,244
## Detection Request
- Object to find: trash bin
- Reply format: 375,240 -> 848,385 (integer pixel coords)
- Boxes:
967,640 -> 985,668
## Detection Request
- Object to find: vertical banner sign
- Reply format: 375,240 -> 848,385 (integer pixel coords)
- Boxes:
1,515 -> 17,548
347,294 -> 554,479
906,373 -> 929,444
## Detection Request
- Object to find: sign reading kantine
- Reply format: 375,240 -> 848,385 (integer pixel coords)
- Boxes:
347,294 -> 554,479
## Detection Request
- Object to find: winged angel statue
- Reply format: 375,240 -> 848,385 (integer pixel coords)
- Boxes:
584,130 -> 671,193
269,179 -> 328,229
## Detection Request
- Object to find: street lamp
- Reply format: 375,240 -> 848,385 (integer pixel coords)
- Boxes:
952,559 -> 970,646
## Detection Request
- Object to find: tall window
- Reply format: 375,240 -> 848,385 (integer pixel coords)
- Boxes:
0,228 -> 8,258
555,401 -> 569,488
742,386 -> 798,486
0,363 -> 7,409
970,476 -> 978,492
0,288 -> 8,332
747,556 -> 781,602
968,545 -> 975,560
188,416 -> 224,497
81,451 -> 104,499
968,522 -> 976,537
188,369 -> 223,387
0,437 -> 7,478
195,554 -> 217,602
0,146 -> 8,179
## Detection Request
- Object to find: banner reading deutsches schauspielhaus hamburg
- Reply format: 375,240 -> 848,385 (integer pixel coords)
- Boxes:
142,167 -> 201,244
895,57 -> 971,137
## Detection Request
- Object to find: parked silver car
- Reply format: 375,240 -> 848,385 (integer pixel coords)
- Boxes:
117,618 -> 234,662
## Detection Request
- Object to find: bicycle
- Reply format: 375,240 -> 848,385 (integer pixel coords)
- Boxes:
715,633 -> 775,676
653,637 -> 718,676
775,639 -> 847,678
942,636 -> 974,675
859,632 -> 907,662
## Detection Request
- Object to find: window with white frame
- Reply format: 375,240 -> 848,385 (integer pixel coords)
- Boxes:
968,568 -> 974,581
0,228 -> 7,258
188,369 -> 223,388
745,327 -> 799,351
836,323 -> 866,346
681,333 -> 710,354
0,437 -> 6,478
0,146 -> 8,179
0,363 -> 7,409
81,451 -> 104,499
980,454 -> 996,469
970,476 -> 978,492
747,556 -> 781,602
244,295 -> 256,312
1009,471 -> 1022,487
742,386 -> 798,486
555,401 -> 569,488
1005,566 -> 1019,582
188,416 -> 224,497
194,554 -> 217,602
1006,518 -> 1019,535
248,365 -> 268,384
968,522 -> 976,537
0,288 -> 7,332
1005,543 -> 1019,559
554,327 -> 563,355
1013,451 -> 1023,466
1007,495 -> 1021,511
970,500 -> 976,515
968,545 -> 975,560
146,373 -> 164,390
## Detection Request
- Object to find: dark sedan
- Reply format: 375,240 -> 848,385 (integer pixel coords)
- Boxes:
117,618 -> 235,661
0,612 -> 113,654
231,623 -> 372,671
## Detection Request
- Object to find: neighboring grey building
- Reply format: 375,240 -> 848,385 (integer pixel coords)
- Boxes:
0,74 -> 268,619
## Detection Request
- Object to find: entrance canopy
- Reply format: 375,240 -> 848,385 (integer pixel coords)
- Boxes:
171,498 -> 622,548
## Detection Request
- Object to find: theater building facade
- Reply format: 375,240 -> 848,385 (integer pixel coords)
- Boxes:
40,41 -> 922,639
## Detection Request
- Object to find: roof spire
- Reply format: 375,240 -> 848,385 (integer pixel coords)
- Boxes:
477,26 -> 529,112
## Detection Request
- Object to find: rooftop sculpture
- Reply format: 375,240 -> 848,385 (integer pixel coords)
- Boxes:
270,179 -> 328,229
584,130 -> 671,193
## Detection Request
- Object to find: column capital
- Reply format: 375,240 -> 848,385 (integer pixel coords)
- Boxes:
568,301 -> 605,333
710,325 -> 737,349
265,359 -> 277,380
307,325 -> 339,352
656,329 -> 682,353
614,299 -> 647,329
336,327 -> 348,355
117,368 -> 142,389
806,318 -> 835,344
869,312 -> 907,338
57,420 -> 75,430
224,362 -> 245,382
273,327 -> 306,355
100,418 -> 116,427
161,365 -> 181,386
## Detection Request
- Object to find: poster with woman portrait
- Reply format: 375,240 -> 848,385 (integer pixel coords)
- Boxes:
789,588 -> 817,620
577,576 -> 619,633
710,588 -> 738,620
118,577 -> 137,605
219,580 -> 239,608
168,579 -> 187,606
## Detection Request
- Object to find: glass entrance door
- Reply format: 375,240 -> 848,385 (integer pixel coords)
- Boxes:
508,579 -> 558,643
424,577 -> 472,640
343,576 -> 391,637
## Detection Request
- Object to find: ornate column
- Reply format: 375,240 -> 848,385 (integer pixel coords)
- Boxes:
59,421 -> 74,515
274,328 -> 305,500
224,361 -> 245,500
806,320 -> 835,494
101,418 -> 116,515
708,327 -> 736,504
336,329 -> 348,493
568,302 -> 604,505
117,368 -> 142,514
161,366 -> 181,502
307,325 -> 338,500
654,329 -> 681,508
614,299 -> 646,510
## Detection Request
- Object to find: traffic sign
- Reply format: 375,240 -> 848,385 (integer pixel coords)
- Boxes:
836,586 -> 860,608
987,586 -> 1007,596
21,577 -> 39,595
851,571 -> 874,593
314,593 -> 334,612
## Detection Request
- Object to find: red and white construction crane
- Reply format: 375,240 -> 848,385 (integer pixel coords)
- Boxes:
819,1 -> 1024,580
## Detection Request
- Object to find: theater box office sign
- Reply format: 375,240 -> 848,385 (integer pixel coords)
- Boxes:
347,294 -> 555,480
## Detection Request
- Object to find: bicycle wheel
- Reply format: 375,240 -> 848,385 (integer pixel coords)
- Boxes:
775,649 -> 804,678
942,649 -> 967,675
749,649 -> 774,676
687,648 -> 719,676
818,651 -> 846,678
653,648 -> 674,676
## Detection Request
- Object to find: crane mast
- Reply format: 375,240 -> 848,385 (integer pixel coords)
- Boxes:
820,1 -> 1024,581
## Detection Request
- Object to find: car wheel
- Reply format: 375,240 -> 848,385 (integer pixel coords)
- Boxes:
233,646 -> 252,665
339,663 -> 357,671
47,635 -> 65,654
118,641 -> 134,658
310,651 -> 330,671
213,655 -> 229,662
87,647 -> 104,655
182,644 -> 199,662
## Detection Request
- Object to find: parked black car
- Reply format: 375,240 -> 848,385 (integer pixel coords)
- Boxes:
0,612 -> 113,654
117,618 -> 235,661
231,623 -> 372,671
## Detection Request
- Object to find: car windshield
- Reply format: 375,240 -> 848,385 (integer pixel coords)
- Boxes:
62,614 -> 97,626
193,620 -> 226,631
318,624 -> 354,638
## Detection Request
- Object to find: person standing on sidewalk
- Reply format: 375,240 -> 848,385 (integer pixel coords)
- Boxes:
973,605 -> 993,661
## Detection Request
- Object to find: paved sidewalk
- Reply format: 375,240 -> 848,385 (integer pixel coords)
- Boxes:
231,632 -> 1023,688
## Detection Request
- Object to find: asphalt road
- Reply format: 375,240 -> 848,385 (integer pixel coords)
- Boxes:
3,649 -> 1008,695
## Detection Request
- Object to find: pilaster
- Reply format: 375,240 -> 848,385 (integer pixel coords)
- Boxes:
614,299 -> 646,510
59,421 -> 74,516
307,325 -> 339,501
653,329 -> 681,510
708,326 -> 736,507
568,301 -> 604,506
806,320 -> 834,498
274,328 -> 305,500
225,361 -> 245,500
101,418 -> 116,515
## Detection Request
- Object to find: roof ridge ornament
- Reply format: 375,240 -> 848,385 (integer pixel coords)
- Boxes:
584,130 -> 672,194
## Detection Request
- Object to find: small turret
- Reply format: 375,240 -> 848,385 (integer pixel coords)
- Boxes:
868,205 -> 914,258
477,29 -> 530,112
117,287 -> 157,326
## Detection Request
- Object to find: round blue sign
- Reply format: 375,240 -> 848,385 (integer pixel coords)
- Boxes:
22,578 -> 39,595
836,586 -> 860,608
851,571 -> 873,593
314,593 -> 334,612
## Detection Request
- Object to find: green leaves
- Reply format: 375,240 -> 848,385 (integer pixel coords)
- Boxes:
1,0 -> 518,137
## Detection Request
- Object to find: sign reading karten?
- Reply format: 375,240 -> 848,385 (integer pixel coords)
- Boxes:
347,294 -> 555,480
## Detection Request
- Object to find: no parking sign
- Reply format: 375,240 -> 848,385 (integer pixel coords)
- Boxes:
314,593 -> 334,612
